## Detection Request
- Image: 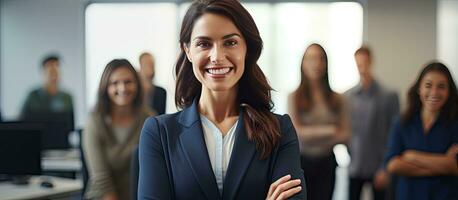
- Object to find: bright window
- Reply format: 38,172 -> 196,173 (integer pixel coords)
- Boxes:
85,2 -> 362,115
245,2 -> 363,114
85,3 -> 178,113
438,0 -> 458,80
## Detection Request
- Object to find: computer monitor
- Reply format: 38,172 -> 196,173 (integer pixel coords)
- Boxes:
0,122 -> 42,176
22,112 -> 74,150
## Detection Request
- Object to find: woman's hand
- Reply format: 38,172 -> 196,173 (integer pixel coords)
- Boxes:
266,174 -> 302,200
446,144 -> 458,157
373,169 -> 388,190
102,192 -> 119,200
402,150 -> 420,162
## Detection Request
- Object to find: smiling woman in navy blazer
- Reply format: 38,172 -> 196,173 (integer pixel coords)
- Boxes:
138,0 -> 305,199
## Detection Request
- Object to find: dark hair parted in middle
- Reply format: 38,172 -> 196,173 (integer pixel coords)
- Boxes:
402,62 -> 458,124
293,43 -> 342,115
175,0 -> 280,159
96,59 -> 144,116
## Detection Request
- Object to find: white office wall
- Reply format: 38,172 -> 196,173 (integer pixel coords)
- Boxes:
0,0 -> 440,127
438,0 -> 458,80
366,0 -> 437,109
0,0 -> 86,127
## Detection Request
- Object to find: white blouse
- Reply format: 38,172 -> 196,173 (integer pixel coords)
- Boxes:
200,115 -> 238,194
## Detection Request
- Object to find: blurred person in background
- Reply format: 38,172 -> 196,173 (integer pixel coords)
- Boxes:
83,59 -> 151,200
138,52 -> 167,115
385,62 -> 458,200
345,46 -> 399,200
288,43 -> 350,200
20,54 -> 74,122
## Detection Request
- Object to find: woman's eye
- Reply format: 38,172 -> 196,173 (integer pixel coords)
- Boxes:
196,41 -> 210,48
224,40 -> 237,47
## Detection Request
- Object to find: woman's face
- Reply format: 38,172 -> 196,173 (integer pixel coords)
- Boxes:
184,13 -> 247,92
107,67 -> 138,107
302,45 -> 326,81
419,71 -> 449,114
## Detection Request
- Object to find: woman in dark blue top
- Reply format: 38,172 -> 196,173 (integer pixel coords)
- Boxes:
385,62 -> 458,200
138,0 -> 305,199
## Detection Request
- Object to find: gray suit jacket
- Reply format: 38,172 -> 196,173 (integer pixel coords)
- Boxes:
345,81 -> 399,178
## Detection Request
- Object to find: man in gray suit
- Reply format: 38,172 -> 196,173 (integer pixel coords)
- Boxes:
345,46 -> 399,200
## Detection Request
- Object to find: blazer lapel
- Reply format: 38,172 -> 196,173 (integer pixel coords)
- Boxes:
222,109 -> 256,200
178,100 -> 221,200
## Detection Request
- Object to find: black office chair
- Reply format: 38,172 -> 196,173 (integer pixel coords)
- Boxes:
130,146 -> 140,200
77,128 -> 89,199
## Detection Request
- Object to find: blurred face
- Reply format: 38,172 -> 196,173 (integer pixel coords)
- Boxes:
302,45 -> 326,81
184,13 -> 247,92
107,67 -> 138,107
355,53 -> 372,78
43,60 -> 60,85
418,71 -> 449,114
140,54 -> 155,80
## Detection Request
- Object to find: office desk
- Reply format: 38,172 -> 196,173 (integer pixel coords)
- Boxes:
42,149 -> 82,172
41,149 -> 82,179
0,176 -> 82,200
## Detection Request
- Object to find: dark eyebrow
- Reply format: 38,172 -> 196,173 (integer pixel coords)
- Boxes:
192,36 -> 211,41
222,33 -> 241,39
438,82 -> 448,85
192,33 -> 242,41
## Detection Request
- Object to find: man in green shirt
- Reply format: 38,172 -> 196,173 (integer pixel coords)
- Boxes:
20,55 -> 74,121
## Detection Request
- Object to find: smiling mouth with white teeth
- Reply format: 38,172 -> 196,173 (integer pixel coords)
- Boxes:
427,97 -> 442,103
205,67 -> 233,76
115,93 -> 132,99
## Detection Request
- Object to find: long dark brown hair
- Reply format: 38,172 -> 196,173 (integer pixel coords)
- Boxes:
96,59 -> 144,116
293,43 -> 341,115
402,62 -> 458,124
175,0 -> 280,159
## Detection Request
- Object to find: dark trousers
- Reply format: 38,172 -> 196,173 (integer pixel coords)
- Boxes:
301,154 -> 337,200
349,177 -> 386,200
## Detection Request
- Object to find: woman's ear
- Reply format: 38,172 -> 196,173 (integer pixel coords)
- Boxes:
183,43 -> 192,62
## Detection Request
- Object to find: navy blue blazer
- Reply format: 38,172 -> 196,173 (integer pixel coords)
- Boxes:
138,101 -> 306,200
